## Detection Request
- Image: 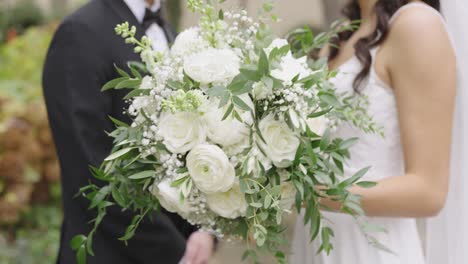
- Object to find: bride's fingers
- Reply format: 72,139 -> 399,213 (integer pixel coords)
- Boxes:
182,241 -> 198,264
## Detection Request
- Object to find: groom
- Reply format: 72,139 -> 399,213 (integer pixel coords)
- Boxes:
42,0 -> 214,263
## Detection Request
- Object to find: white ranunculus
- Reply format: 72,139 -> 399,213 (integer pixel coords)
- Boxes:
171,27 -> 209,56
306,116 -> 328,136
186,144 -> 236,193
158,112 -> 206,154
203,95 -> 253,147
184,48 -> 241,84
271,55 -> 311,83
153,179 -> 190,215
258,114 -> 300,168
206,184 -> 247,219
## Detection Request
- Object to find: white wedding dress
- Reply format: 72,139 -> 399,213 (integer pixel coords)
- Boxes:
290,3 -> 449,264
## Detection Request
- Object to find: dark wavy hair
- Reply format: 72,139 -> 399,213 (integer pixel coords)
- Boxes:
330,0 -> 440,91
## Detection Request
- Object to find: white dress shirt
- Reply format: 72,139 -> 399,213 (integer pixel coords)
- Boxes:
123,0 -> 169,53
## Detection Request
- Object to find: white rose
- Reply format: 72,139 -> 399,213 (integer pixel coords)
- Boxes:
171,27 -> 209,56
186,144 -> 236,193
306,116 -> 328,136
271,55 -> 311,83
158,112 -> 206,154
184,48 -> 241,84
203,95 -> 253,147
258,114 -> 300,168
153,179 -> 190,215
206,184 -> 247,219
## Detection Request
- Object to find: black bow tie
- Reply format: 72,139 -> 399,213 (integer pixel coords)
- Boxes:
142,8 -> 165,31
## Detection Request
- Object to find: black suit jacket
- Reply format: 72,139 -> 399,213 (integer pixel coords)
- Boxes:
42,0 -> 195,263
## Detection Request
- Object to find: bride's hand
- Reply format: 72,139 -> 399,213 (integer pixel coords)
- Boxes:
180,231 -> 215,264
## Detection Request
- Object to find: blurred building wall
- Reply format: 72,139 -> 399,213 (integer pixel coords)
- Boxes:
180,0 -> 328,36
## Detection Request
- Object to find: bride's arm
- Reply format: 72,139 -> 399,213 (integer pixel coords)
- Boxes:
324,8 -> 457,217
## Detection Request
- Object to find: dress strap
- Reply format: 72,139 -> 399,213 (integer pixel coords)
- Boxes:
389,2 -> 443,24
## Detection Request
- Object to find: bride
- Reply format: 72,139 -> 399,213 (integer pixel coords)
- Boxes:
291,0 -> 458,263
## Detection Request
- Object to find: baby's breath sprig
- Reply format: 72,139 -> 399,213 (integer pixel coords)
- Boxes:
115,22 -> 152,53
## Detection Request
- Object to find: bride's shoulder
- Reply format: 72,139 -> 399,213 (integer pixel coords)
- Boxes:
385,4 -> 453,57
387,4 -> 448,43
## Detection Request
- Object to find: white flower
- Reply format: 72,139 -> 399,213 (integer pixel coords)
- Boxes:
223,135 -> 250,156
277,170 -> 296,211
186,144 -> 236,193
153,179 -> 190,215
306,116 -> 328,136
271,55 -> 311,83
258,114 -> 300,168
203,95 -> 253,147
158,112 -> 206,154
139,76 -> 154,89
171,27 -> 209,56
206,184 -> 247,219
279,181 -> 296,211
265,38 -> 290,55
252,81 -> 273,100
184,48 -> 241,84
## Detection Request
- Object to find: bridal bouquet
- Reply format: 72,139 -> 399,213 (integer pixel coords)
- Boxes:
71,1 -> 380,263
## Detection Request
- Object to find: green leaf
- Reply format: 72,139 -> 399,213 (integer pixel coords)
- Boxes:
222,103 -> 234,121
356,181 -> 377,188
128,63 -> 142,79
86,234 -> 94,256
232,96 -> 252,111
219,92 -> 231,108
250,202 -> 263,208
264,195 -> 272,209
230,81 -> 253,95
218,9 -> 224,19
319,92 -> 341,107
340,167 -> 371,188
108,116 -> 129,128
77,245 -> 87,264
70,235 -> 86,250
102,77 -> 127,91
207,85 -> 228,97
119,227 -> 136,242
340,137 -> 359,150
114,64 -> 130,78
308,107 -> 333,118
319,129 -> 331,150
112,187 -> 126,207
293,180 -> 304,199
258,50 -> 270,76
89,185 -> 111,209
128,61 -> 148,74
104,147 -> 135,161
123,88 -> 150,99
171,176 -> 189,187
240,67 -> 261,81
128,170 -> 155,180
115,79 -> 141,89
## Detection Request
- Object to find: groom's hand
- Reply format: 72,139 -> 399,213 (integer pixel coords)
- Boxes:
181,231 -> 215,264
